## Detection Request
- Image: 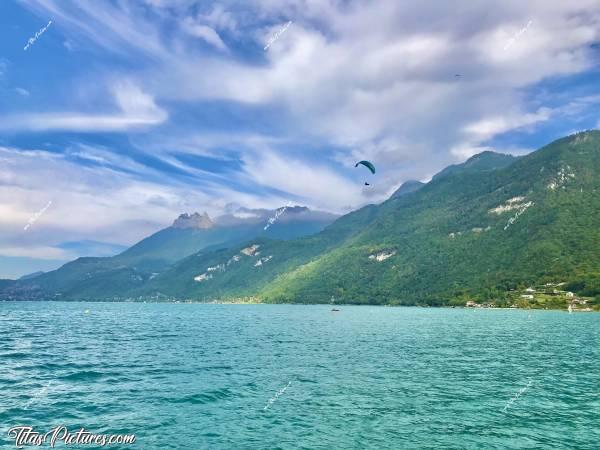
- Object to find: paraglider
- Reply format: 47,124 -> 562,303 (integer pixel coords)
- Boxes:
355,160 -> 376,174
355,160 -> 375,186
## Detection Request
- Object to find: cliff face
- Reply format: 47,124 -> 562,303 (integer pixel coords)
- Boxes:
172,212 -> 214,229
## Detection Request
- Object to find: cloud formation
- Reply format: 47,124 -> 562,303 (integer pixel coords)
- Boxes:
0,81 -> 167,132
0,0 -> 599,276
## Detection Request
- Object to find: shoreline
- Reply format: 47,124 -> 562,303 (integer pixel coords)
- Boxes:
1,299 -> 597,312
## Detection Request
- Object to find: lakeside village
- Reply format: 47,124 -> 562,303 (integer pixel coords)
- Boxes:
465,282 -> 594,312
9,279 -> 596,310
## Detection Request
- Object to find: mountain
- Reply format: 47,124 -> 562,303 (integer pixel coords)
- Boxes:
390,152 -> 516,200
0,205 -> 338,300
390,180 -> 425,198
18,271 -> 45,280
3,132 -> 598,308
130,132 -> 599,307
116,206 -> 338,269
172,212 -> 214,229
432,151 -> 518,181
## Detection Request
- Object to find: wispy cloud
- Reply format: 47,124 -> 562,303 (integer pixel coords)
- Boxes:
0,245 -> 69,260
462,108 -> 553,141
182,18 -> 228,51
23,200 -> 52,231
503,20 -> 533,51
0,81 -> 167,132
15,87 -> 30,97
3,0 -> 600,276
241,150 -> 361,212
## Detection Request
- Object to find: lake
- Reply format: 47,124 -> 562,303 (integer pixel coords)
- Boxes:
1,302 -> 598,449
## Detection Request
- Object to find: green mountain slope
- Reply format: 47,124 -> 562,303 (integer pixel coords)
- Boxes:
115,207 -> 338,269
432,151 -> 518,181
134,131 -> 599,307
3,132 -> 597,308
390,180 -> 425,198
117,225 -> 261,269
0,206 -> 338,300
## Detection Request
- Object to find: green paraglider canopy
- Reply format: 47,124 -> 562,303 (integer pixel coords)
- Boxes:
355,160 -> 376,174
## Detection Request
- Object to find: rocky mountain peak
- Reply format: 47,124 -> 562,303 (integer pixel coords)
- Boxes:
172,212 -> 214,229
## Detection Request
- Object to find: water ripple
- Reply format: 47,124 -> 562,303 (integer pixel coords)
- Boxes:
0,302 -> 598,449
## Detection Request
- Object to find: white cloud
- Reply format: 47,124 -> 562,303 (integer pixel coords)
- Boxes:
450,145 -> 495,160
453,108 -> 554,158
0,145 -> 208,252
0,114 -> 162,132
0,246 -> 70,260
0,81 -> 167,132
131,0 -> 599,178
199,4 -> 237,33
241,150 -> 361,212
182,19 -> 228,51
15,87 -> 30,97
0,143 -> 334,261
232,211 -> 260,219
20,1 -> 600,152
462,109 -> 553,141
8,0 -> 600,262
22,0 -> 168,59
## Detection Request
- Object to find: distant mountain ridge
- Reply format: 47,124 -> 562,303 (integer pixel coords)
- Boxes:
116,205 -> 339,269
2,133 -> 598,309
18,271 -> 45,280
0,204 -> 338,299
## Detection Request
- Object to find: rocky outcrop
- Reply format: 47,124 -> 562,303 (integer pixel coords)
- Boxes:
241,244 -> 260,256
172,212 -> 214,229
368,250 -> 396,262
254,255 -> 273,267
193,273 -> 212,282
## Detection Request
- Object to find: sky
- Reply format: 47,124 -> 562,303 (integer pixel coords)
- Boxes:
0,0 -> 599,279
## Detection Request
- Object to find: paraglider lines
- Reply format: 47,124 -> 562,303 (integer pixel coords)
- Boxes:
355,160 -> 376,186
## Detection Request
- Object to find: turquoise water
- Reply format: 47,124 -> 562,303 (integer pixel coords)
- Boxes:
1,303 -> 598,449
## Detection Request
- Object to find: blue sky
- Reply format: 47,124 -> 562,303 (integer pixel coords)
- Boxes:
0,0 -> 599,278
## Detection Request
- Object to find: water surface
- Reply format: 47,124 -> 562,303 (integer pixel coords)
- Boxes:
1,303 -> 598,449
